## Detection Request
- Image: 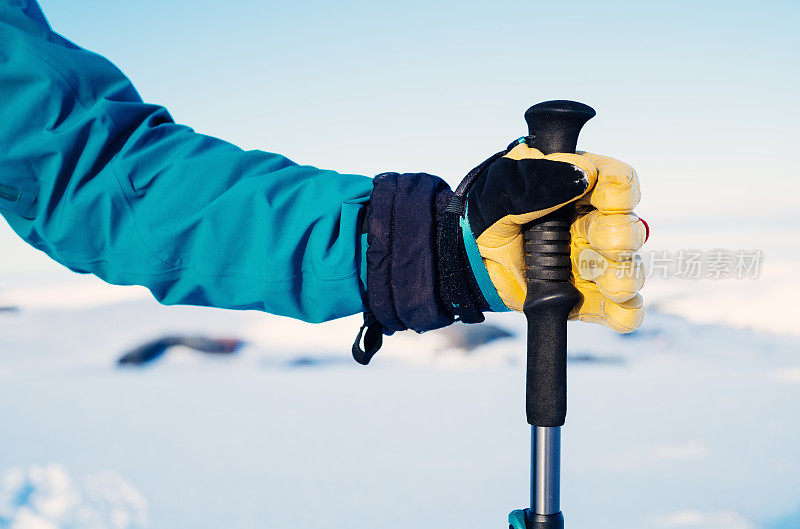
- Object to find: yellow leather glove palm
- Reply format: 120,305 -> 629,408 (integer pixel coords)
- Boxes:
474,144 -> 646,332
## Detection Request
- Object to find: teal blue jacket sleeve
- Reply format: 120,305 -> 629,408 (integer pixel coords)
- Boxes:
0,0 -> 372,323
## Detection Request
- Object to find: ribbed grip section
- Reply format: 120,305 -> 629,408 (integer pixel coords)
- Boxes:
524,214 -> 572,282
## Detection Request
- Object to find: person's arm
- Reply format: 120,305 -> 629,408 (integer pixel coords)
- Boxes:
0,2 -> 646,363
0,1 -> 371,323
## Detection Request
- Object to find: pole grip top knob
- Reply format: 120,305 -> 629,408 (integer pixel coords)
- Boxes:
524,100 -> 596,155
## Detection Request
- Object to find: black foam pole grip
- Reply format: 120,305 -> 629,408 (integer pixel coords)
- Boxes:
522,101 -> 595,427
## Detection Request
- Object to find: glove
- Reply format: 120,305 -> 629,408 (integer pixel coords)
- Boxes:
356,141 -> 646,364
461,142 -> 646,332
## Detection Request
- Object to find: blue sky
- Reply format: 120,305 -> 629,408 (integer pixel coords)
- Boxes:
2,0 -> 799,276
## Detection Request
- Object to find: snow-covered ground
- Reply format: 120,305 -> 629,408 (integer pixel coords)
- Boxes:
1,210 -> 798,529
1,259 -> 799,529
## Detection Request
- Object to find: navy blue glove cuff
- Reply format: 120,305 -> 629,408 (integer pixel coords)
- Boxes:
365,172 -> 454,333
352,172 -> 489,365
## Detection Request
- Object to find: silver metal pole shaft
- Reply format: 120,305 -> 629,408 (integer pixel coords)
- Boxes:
531,425 -> 561,515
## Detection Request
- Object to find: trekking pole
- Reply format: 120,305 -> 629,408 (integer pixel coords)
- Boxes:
508,100 -> 596,529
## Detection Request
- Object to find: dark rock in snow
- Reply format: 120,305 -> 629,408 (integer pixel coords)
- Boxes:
438,323 -> 514,351
117,336 -> 242,366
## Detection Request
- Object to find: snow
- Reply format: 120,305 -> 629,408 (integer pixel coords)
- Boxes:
1,277 -> 799,529
0,465 -> 146,529
651,511 -> 756,529
1,215 -> 799,529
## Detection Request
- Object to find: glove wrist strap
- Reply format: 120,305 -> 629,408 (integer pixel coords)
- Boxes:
437,203 -> 488,324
